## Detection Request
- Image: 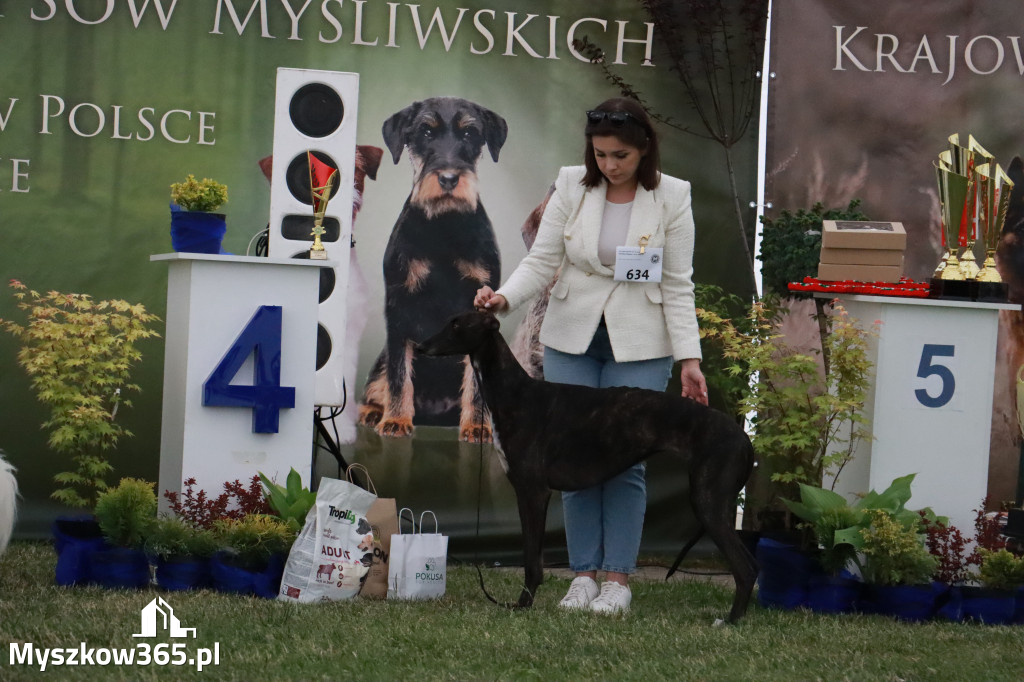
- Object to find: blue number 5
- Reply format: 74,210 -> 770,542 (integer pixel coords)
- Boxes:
915,343 -> 955,408
203,305 -> 296,433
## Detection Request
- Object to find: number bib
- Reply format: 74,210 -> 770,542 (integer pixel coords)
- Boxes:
613,246 -> 663,283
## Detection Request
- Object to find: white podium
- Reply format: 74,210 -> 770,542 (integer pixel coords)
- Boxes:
152,253 -> 330,510
824,294 -> 1020,533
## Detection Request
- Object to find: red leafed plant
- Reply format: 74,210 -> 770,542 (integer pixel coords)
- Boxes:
921,501 -> 1009,585
164,476 -> 270,529
920,513 -> 979,585
972,503 -> 1007,554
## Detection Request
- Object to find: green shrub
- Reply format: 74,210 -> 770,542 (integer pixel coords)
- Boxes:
1,281 -> 160,508
860,509 -> 938,586
978,549 -> 1024,590
698,299 -> 876,498
144,516 -> 218,560
170,174 -> 228,212
759,200 -> 869,298
94,478 -> 157,549
214,514 -> 296,570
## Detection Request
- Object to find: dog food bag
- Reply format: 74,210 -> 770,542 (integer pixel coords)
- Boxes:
278,477 -> 376,603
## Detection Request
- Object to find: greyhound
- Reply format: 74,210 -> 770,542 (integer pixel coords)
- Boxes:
417,311 -> 758,623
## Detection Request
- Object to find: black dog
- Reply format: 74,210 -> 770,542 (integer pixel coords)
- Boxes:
418,312 -> 758,623
359,97 -> 507,442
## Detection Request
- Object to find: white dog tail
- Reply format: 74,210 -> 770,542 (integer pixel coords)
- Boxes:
0,452 -> 18,555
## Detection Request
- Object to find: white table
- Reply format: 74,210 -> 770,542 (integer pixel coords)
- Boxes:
152,252 -> 331,510
822,294 -> 1019,533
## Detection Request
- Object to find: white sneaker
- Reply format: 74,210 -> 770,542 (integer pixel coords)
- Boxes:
558,576 -> 599,610
590,581 -> 631,614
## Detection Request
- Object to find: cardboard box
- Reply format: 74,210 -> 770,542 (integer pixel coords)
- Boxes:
819,247 -> 904,267
821,220 -> 906,250
817,263 -> 903,282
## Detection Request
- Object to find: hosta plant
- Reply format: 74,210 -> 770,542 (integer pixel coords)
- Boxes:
259,468 -> 316,531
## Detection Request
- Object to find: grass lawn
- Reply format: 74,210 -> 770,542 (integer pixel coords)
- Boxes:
1,541 -> 1023,681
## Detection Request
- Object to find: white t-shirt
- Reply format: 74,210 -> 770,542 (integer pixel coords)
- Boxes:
598,200 -> 633,267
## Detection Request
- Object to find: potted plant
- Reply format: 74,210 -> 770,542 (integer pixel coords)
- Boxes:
963,548 -> 1024,624
1,280 -> 159,585
210,514 -> 296,598
781,485 -> 863,613
259,468 -> 316,532
169,174 -> 228,254
1,280 -> 159,509
920,514 -> 977,622
144,516 -> 218,591
164,475 -> 271,529
775,474 -> 939,613
921,503 -> 1024,624
92,478 -> 157,589
857,509 -> 939,621
697,298 -> 877,532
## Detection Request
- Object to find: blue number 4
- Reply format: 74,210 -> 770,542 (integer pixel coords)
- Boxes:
203,305 -> 296,433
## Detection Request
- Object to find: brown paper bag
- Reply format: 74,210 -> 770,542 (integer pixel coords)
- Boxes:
347,463 -> 398,599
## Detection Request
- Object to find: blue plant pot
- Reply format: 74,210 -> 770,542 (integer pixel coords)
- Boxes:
91,547 -> 151,589
1014,585 -> 1024,625
52,516 -> 108,586
935,584 -> 964,622
807,573 -> 862,614
210,551 -> 285,599
858,583 -> 937,622
169,204 -> 227,254
755,538 -> 824,610
155,555 -> 211,592
960,586 -> 1017,625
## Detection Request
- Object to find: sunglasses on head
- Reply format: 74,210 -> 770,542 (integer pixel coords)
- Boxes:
586,110 -> 637,127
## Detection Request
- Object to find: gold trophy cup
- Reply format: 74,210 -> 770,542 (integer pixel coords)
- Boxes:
933,148 -> 970,298
308,151 -> 339,260
975,161 -> 1013,301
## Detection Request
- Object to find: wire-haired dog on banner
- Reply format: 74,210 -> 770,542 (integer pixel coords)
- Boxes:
359,97 -> 507,442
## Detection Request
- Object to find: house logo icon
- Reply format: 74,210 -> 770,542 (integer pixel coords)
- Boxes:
133,597 -> 196,639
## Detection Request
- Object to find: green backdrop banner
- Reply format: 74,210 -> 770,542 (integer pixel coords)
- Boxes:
0,1 -> 761,560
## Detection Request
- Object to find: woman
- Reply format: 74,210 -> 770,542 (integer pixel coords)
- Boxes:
474,98 -> 707,614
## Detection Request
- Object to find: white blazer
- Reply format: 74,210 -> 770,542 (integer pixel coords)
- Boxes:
498,165 -> 702,363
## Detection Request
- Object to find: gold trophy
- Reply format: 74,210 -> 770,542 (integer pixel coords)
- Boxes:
958,136 -> 993,281
975,160 -> 1013,301
932,146 -> 971,298
307,151 -> 339,260
933,133 -> 1013,301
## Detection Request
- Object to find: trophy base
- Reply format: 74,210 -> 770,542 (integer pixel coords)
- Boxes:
976,280 -> 1008,303
929,277 -> 975,301
308,249 -> 328,260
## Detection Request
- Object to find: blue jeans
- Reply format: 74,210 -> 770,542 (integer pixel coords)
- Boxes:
543,321 -> 673,574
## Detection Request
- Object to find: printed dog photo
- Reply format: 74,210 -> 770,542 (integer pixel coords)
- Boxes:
358,97 -> 508,442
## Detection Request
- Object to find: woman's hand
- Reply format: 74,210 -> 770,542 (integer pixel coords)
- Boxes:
679,358 -> 708,406
474,286 -> 508,312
